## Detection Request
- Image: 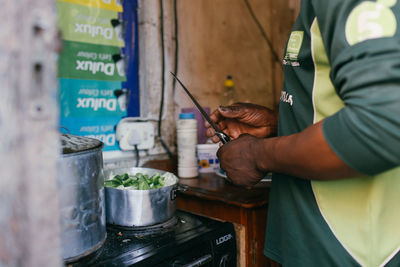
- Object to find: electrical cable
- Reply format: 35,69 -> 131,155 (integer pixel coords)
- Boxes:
243,0 -> 281,63
134,144 -> 140,167
158,0 -> 174,158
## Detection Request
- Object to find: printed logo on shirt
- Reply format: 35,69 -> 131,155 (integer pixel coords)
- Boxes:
345,0 -> 397,45
280,91 -> 294,106
283,31 -> 304,66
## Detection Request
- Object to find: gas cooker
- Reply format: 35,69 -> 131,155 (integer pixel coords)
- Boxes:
67,210 -> 236,267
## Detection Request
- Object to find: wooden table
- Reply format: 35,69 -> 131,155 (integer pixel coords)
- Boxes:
143,159 -> 279,267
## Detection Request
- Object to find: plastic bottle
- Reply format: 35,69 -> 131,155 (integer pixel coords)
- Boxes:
220,75 -> 235,106
177,112 -> 198,178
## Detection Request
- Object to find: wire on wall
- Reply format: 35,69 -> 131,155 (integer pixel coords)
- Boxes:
243,0 -> 281,63
158,0 -> 174,158
134,144 -> 140,167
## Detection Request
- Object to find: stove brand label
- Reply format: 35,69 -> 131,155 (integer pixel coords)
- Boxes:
216,233 -> 233,245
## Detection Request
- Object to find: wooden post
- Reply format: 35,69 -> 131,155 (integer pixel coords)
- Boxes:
0,0 -> 62,266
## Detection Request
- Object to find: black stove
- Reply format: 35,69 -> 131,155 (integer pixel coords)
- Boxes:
67,210 -> 236,267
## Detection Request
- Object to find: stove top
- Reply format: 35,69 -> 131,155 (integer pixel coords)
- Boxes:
67,210 -> 236,267
108,215 -> 179,236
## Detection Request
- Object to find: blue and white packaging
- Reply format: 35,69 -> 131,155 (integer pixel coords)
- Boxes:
197,143 -> 220,173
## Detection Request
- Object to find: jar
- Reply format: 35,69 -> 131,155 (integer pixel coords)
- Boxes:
197,143 -> 220,173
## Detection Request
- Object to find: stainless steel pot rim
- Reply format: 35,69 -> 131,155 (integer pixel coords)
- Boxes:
104,167 -> 176,175
61,133 -> 104,155
105,182 -> 177,193
60,146 -> 104,158
104,167 -> 178,186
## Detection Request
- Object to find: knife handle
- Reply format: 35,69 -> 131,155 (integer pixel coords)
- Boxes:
216,132 -> 231,144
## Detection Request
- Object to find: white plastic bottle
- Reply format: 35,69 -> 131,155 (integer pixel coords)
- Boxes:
177,112 -> 198,178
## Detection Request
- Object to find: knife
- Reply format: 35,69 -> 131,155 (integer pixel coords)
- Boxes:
171,72 -> 231,144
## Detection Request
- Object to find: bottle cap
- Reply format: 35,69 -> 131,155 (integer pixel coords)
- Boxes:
224,75 -> 234,87
179,113 -> 195,119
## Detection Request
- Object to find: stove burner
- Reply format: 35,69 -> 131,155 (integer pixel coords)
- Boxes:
107,216 -> 179,237
69,211 -> 237,267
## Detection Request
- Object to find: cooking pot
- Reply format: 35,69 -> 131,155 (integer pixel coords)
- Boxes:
104,167 -> 182,227
57,134 -> 106,263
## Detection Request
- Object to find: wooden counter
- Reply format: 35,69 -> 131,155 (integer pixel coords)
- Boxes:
143,159 -> 279,267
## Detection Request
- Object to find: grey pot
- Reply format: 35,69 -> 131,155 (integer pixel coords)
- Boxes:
104,167 -> 180,227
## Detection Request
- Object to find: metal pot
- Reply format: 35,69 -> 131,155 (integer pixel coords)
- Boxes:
104,167 -> 180,227
57,134 -> 106,263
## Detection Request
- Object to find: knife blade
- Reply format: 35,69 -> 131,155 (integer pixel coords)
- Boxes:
171,72 -> 230,144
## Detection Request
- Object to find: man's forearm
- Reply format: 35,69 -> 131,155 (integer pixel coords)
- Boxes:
257,120 -> 361,180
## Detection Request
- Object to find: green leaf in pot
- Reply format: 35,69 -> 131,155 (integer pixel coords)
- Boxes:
121,173 -> 130,181
135,173 -> 145,180
105,171 -> 175,190
113,175 -> 124,184
123,178 -> 135,187
157,178 -> 165,188
150,175 -> 163,188
105,179 -> 121,188
138,180 -> 150,190
151,173 -> 160,181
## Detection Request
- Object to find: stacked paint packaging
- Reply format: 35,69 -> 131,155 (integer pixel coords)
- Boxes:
58,0 -> 139,151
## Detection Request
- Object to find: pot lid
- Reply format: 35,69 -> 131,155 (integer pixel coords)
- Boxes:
61,134 -> 103,154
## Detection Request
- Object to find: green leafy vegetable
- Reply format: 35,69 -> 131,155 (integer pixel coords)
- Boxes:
104,179 -> 121,188
105,172 -> 167,190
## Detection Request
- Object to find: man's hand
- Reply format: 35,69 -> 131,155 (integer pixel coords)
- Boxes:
216,120 -> 361,187
217,134 -> 267,187
205,103 -> 278,143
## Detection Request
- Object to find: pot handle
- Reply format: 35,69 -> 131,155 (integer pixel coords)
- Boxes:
170,184 -> 188,200
176,184 -> 188,192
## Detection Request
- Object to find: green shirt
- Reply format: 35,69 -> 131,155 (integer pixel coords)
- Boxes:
264,1 -> 400,266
